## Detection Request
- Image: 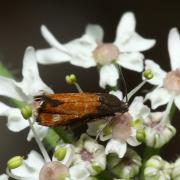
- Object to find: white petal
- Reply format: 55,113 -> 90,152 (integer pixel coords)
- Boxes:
129,96 -> 150,119
36,48 -> 71,64
127,135 -> 141,146
41,25 -> 68,53
105,139 -> 127,158
69,163 -> 90,180
17,47 -> 53,97
0,174 -> 8,180
115,12 -> 136,42
99,133 -> 112,141
168,28 -> 180,70
145,88 -> 171,109
144,60 -> 167,86
90,149 -> 106,173
117,52 -> 144,72
24,150 -> 45,170
53,144 -> 74,167
69,56 -> 96,68
174,95 -> 180,110
127,129 -> 141,146
117,32 -> 156,52
65,36 -> 96,68
12,150 -> 44,179
27,123 -> 48,141
109,90 -> 123,100
0,102 -> 29,132
85,24 -> 104,41
84,138 -> 104,154
99,64 -> 119,88
0,76 -> 25,101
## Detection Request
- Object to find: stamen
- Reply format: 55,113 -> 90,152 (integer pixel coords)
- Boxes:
28,118 -> 51,162
126,81 -> 146,101
74,82 -> 83,92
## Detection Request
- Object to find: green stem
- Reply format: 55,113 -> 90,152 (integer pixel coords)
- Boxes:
169,102 -> 176,119
28,118 -> 51,162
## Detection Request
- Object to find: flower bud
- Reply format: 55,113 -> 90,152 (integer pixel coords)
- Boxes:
103,126 -> 112,136
131,119 -> 143,128
144,156 -> 172,180
21,105 -> 32,119
111,149 -> 141,179
143,69 -> 153,80
53,147 -> 67,161
7,156 -> 23,169
136,128 -> 146,142
65,74 -> 77,85
145,123 -> 176,148
172,157 -> 180,180
92,163 -> 103,174
107,153 -> 120,169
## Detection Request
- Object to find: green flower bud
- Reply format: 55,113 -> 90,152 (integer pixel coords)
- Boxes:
143,69 -> 154,80
92,163 -> 103,174
103,126 -> 112,136
65,74 -> 77,85
131,119 -> 143,128
107,153 -> 120,169
111,149 -> 141,179
53,147 -> 67,161
171,157 -> 180,180
21,105 -> 32,119
136,128 -> 146,142
7,156 -> 23,169
144,156 -> 172,180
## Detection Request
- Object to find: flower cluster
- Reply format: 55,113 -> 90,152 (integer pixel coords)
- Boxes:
0,11 -> 180,180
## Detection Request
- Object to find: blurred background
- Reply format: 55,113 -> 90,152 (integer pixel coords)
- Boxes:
0,0 -> 180,175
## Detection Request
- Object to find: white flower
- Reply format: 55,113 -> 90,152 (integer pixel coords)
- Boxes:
110,148 -> 142,179
0,47 -> 52,140
0,174 -> 8,180
144,156 -> 172,180
144,112 -> 176,148
11,146 -> 87,180
87,93 -> 147,158
11,150 -> 45,180
72,134 -> 106,176
145,28 -> 180,110
36,12 -> 155,88
172,157 -> 180,180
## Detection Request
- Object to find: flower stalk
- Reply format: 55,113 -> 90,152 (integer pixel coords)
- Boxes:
28,118 -> 51,162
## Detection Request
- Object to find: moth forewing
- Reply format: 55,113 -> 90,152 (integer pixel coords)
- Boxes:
34,93 -> 128,127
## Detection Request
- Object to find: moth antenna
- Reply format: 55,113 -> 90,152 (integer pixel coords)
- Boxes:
118,65 -> 128,104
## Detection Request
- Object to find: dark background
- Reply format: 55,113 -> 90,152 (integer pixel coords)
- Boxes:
0,0 -> 180,175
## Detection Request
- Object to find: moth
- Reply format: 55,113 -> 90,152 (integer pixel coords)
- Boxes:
34,92 -> 128,127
